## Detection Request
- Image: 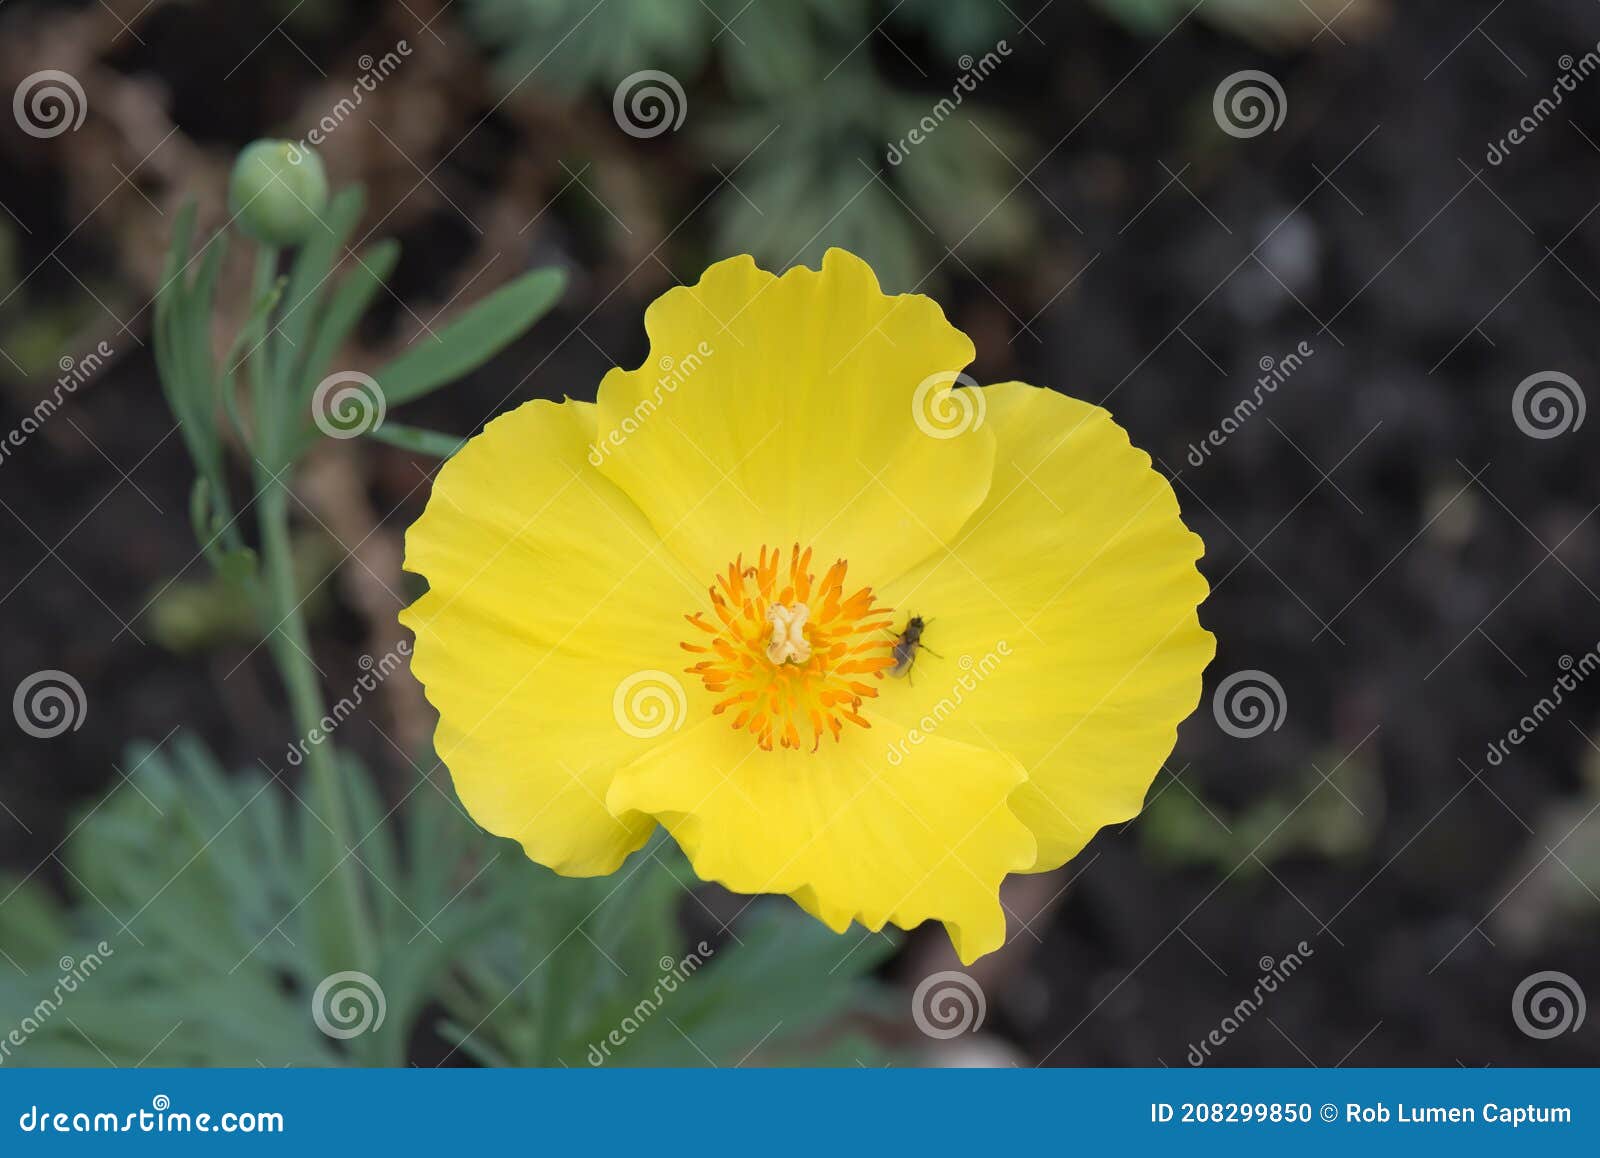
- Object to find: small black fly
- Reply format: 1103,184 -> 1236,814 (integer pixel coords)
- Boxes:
889,615 -> 941,680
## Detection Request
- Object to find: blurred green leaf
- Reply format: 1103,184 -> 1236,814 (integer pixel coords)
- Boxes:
1141,752 -> 1384,876
366,422 -> 466,459
372,267 -> 567,408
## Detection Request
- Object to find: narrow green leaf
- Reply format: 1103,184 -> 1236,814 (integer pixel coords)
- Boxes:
373,267 -> 567,407
300,239 -> 400,392
275,186 -> 365,390
365,421 -> 467,458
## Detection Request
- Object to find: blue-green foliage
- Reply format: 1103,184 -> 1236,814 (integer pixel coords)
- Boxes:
0,737 -> 895,1067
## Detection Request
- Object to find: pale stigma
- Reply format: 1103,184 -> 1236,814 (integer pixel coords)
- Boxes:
765,602 -> 812,665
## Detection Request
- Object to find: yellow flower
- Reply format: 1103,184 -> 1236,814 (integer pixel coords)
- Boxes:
400,249 -> 1213,963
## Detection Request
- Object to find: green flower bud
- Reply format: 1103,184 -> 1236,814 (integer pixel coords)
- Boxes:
228,139 -> 329,246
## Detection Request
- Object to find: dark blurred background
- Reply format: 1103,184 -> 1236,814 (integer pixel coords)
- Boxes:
2,0 -> 1599,1066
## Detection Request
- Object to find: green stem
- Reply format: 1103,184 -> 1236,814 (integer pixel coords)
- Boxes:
250,241 -> 377,981
257,476 -> 379,977
247,247 -> 280,467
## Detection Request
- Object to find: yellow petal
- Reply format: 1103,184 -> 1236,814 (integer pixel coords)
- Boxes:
877,382 -> 1214,872
401,399 -> 704,875
606,710 -> 1037,963
591,248 -> 994,586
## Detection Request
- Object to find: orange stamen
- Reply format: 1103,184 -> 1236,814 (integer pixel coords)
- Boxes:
682,544 -> 896,752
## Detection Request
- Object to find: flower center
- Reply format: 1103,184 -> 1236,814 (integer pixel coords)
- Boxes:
683,545 -> 896,751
